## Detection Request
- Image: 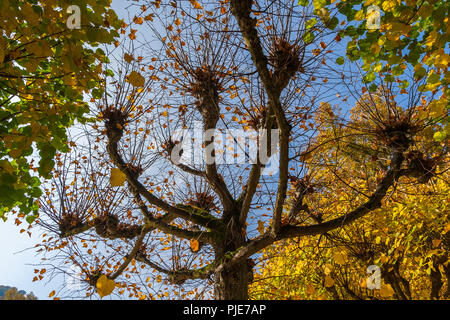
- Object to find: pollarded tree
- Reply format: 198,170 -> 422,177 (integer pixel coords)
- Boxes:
35,0 -> 447,300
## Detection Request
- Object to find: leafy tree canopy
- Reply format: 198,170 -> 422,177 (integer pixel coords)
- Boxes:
0,0 -> 121,222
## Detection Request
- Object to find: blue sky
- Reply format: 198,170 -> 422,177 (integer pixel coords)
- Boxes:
0,218 -> 47,298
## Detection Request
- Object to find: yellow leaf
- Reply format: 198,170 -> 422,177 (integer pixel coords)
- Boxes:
359,278 -> 367,288
96,275 -> 116,298
390,22 -> 411,35
380,284 -> 394,297
382,0 -> 398,12
110,168 -> 126,187
443,223 -> 450,234
435,50 -> 449,69
333,250 -> 347,265
371,42 -> 381,55
48,290 -> 56,298
425,30 -> 438,48
323,263 -> 333,275
190,239 -> 200,252
317,293 -> 328,300
306,283 -> 316,295
257,220 -> 265,235
0,37 -> 5,64
324,275 -> 335,288
126,71 -> 146,87
0,160 -> 14,175
354,10 -> 365,21
432,239 -> 442,247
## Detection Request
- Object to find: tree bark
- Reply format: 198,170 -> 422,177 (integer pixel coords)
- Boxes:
213,215 -> 250,300
214,260 -> 249,300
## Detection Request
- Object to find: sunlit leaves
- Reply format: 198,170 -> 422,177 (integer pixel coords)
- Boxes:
320,0 -> 449,94
433,131 -> 447,142
0,0 -> 121,218
250,86 -> 449,300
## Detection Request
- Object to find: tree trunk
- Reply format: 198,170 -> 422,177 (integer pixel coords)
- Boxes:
214,260 -> 249,299
213,215 -> 250,300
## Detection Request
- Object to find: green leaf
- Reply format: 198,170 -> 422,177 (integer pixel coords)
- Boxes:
414,65 -> 427,80
427,72 -> 440,84
336,57 -> 345,65
305,18 -> 317,29
313,0 -> 327,10
325,16 -> 339,30
369,83 -> 378,92
433,131 -> 446,142
363,71 -> 376,83
26,214 -> 37,224
303,32 -> 315,44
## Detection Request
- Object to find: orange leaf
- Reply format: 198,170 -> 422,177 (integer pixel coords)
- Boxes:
190,239 -> 200,252
432,239 -> 442,247
189,0 -> 203,9
124,53 -> 134,63
257,220 -> 265,235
